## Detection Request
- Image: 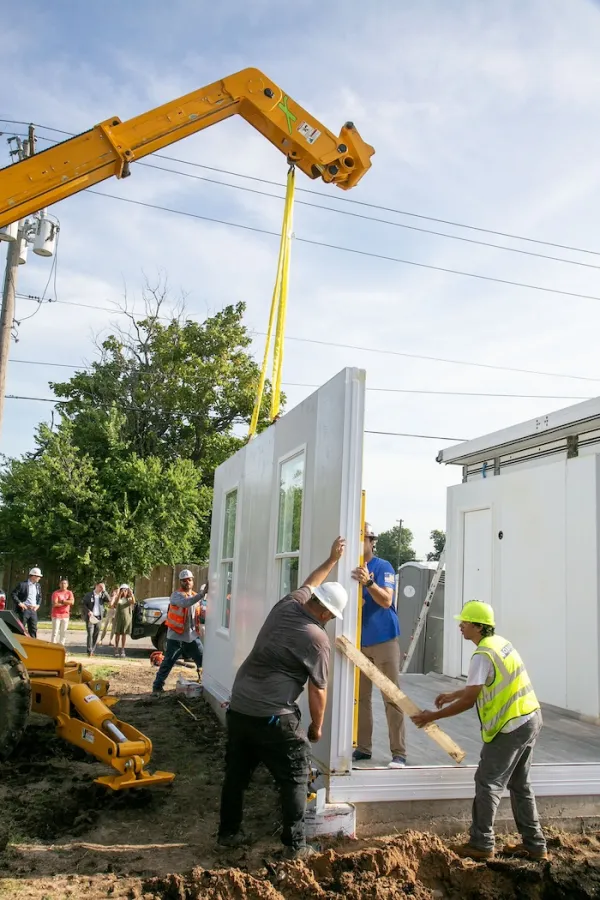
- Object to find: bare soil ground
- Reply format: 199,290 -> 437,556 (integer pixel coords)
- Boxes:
1,660 -> 599,899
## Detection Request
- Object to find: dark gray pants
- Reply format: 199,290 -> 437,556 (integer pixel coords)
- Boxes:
471,709 -> 546,853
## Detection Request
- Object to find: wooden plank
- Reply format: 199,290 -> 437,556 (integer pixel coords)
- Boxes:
336,635 -> 467,764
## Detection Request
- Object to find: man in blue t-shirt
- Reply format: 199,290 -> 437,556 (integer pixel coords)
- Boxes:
351,523 -> 406,768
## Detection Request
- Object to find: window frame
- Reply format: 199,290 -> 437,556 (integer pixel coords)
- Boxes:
274,446 -> 306,598
218,485 -> 239,635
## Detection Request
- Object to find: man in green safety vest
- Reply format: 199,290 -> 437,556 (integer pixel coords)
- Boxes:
412,600 -> 547,862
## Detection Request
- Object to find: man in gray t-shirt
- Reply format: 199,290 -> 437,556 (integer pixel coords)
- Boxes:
218,537 -> 348,860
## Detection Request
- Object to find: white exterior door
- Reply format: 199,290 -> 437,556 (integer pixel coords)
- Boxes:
461,508 -> 492,675
203,368 -> 365,774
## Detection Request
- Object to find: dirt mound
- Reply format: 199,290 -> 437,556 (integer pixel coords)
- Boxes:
1,663 -> 599,900
143,832 -> 600,900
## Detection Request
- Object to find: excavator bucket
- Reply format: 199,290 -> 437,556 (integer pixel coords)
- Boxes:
95,769 -> 176,791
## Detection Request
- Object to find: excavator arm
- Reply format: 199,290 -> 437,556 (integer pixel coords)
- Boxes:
0,67 -> 374,229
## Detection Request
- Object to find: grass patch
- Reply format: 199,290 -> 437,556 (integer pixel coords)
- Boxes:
37,620 -> 87,631
88,665 -> 118,679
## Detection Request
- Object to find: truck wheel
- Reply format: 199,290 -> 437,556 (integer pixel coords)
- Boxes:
0,646 -> 31,761
151,626 -> 167,653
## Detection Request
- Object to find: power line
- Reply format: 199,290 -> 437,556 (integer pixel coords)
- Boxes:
79,188 -> 600,305
4,392 -> 468,441
0,119 -> 600,268
365,429 -> 466,441
4,118 -> 598,259
139,161 -> 600,272
7,358 -> 592,400
15,292 -> 600,383
283,382 -> 592,400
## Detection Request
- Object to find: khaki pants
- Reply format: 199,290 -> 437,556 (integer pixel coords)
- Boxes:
50,617 -> 68,645
357,638 -> 406,758
100,607 -> 115,642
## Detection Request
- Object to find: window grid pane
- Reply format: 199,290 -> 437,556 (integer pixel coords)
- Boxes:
221,561 -> 233,629
279,557 -> 299,597
277,454 -> 304,554
222,490 -> 237,558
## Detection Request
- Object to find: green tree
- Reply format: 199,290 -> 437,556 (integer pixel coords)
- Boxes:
51,286 -> 275,477
427,529 -> 446,561
0,283 -> 276,587
0,421 -> 210,594
374,524 -> 416,570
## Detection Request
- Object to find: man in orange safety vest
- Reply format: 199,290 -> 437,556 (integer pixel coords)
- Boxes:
152,569 -> 204,693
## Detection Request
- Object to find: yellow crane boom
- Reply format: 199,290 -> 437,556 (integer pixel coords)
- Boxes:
0,67 -> 374,228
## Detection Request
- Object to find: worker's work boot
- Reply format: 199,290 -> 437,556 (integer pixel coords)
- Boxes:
217,831 -> 251,849
452,843 -> 494,861
352,749 -> 372,762
282,844 -> 317,861
501,842 -> 548,861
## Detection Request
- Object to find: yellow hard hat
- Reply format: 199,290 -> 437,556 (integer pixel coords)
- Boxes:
454,600 -> 495,628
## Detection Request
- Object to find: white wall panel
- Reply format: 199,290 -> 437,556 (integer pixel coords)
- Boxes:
203,368 -> 365,773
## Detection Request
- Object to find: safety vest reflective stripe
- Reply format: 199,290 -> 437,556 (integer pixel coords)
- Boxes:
166,603 -> 187,634
474,635 -> 540,743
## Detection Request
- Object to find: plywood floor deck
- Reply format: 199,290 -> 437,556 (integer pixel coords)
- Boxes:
352,673 -> 600,769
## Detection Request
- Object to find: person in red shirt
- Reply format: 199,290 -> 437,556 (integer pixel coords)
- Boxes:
50,577 -> 75,645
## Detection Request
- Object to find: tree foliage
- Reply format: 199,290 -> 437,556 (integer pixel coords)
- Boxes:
0,422 -> 209,594
427,529 -> 446,561
0,284 -> 275,589
374,523 -> 416,570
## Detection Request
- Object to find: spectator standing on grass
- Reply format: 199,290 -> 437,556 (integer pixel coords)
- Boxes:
113,584 -> 135,658
351,523 -> 406,768
11,567 -> 43,638
82,582 -> 110,657
99,587 -> 117,647
50,577 -> 74,645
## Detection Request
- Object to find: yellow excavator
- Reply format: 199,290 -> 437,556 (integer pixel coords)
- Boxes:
0,611 -> 174,789
0,66 -> 374,228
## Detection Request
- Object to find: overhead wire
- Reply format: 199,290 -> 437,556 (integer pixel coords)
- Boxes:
14,292 -> 600,383
3,392 -> 468,441
79,189 -> 600,305
6,358 -> 594,400
3,117 -> 600,259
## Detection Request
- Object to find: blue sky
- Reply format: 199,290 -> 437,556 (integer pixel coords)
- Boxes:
2,0 -> 600,556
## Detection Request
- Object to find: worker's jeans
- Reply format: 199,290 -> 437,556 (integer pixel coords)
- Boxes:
50,617 -> 69,645
152,637 -> 204,690
471,710 -> 546,853
19,608 -> 38,638
219,709 -> 310,850
357,638 -> 406,758
86,621 -> 100,654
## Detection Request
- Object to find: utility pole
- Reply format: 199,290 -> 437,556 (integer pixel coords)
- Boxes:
0,126 -> 35,439
396,518 -> 403,572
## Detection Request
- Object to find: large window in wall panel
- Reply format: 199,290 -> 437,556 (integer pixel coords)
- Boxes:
276,452 -> 304,597
221,489 -> 237,629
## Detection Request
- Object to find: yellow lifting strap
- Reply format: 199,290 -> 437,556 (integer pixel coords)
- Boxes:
248,165 -> 296,438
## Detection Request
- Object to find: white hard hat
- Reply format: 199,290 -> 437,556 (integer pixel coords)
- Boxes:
29,567 -> 42,577
312,582 -> 348,620
119,583 -> 130,590
179,569 -> 193,580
